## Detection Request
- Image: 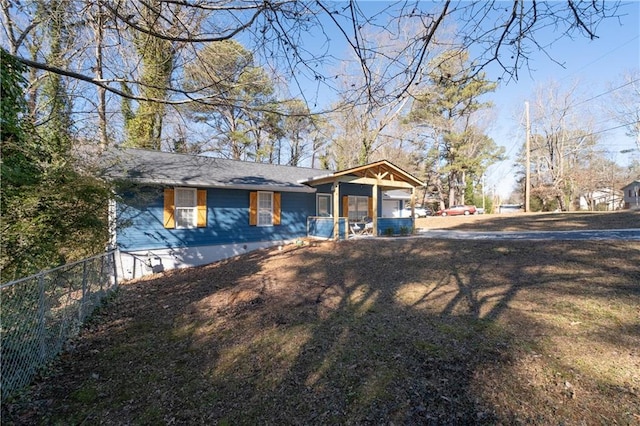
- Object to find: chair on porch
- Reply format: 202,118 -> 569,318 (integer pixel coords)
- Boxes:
350,216 -> 373,236
362,216 -> 373,235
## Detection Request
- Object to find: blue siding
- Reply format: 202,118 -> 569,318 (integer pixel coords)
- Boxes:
307,184 -> 395,218
337,184 -> 391,217
314,183 -> 333,193
340,183 -> 373,197
377,217 -> 414,236
307,217 -> 347,239
117,187 -> 316,251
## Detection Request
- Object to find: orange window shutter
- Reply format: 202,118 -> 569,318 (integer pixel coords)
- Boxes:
197,189 -> 207,227
273,192 -> 281,225
368,197 -> 373,218
249,192 -> 257,225
163,188 -> 175,229
342,196 -> 349,218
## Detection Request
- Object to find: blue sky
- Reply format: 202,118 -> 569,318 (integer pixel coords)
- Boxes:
285,1 -> 639,198
482,1 -> 640,197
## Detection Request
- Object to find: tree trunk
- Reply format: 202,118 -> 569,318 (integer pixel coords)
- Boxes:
94,5 -> 108,148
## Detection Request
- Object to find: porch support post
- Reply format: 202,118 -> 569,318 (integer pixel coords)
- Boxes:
411,186 -> 417,233
372,181 -> 379,236
332,180 -> 340,240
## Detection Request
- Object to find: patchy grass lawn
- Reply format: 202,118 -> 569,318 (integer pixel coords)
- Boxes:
3,213 -> 640,425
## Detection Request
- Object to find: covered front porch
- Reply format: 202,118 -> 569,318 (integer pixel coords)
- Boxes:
302,161 -> 425,240
307,216 -> 414,240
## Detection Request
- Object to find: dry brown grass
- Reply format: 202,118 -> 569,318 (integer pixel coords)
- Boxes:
3,212 -> 639,425
417,210 -> 640,231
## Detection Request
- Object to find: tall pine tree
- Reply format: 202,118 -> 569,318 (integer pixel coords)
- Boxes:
409,49 -> 503,207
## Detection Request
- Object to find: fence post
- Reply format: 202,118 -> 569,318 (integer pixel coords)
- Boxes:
1,251 -> 121,403
79,260 -> 88,322
37,274 -> 47,363
99,255 -> 105,293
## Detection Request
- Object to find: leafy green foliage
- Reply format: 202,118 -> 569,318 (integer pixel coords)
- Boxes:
0,49 -> 110,282
1,49 -> 42,188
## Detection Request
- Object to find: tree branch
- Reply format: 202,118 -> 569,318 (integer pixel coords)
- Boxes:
101,0 -> 268,43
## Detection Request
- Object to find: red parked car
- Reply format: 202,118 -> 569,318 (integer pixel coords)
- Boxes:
436,205 -> 477,216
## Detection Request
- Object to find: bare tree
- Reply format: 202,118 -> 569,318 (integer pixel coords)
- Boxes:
279,99 -> 315,166
3,1 -> 623,106
523,80 -> 601,211
572,152 -> 626,211
0,0 -> 625,161
320,20 -> 433,169
88,1 -> 108,148
606,69 -> 640,151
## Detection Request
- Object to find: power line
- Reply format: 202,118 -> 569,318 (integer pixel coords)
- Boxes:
569,78 -> 640,109
558,35 -> 640,83
527,121 -> 637,151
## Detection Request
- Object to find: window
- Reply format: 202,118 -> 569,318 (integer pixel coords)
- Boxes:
348,196 -> 369,221
317,194 -> 332,217
175,188 -> 197,228
249,191 -> 281,226
382,200 -> 400,218
163,188 -> 207,229
257,191 -> 273,226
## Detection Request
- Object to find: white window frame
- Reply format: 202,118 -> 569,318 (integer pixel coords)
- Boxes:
257,191 -> 273,226
316,194 -> 332,217
348,195 -> 369,222
174,187 -> 197,229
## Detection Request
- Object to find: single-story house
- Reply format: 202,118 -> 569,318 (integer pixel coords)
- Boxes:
578,187 -> 624,211
105,148 -> 424,279
622,180 -> 640,210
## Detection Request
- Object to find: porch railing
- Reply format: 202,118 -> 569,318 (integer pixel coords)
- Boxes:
307,216 -> 347,240
307,216 -> 413,239
376,217 -> 414,236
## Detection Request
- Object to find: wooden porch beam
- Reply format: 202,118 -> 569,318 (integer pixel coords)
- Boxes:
376,171 -> 389,180
334,175 -> 414,189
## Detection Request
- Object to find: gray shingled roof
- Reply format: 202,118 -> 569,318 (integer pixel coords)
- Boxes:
103,148 -> 329,193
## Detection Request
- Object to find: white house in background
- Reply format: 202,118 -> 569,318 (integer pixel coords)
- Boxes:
579,188 -> 624,211
381,189 -> 411,218
622,180 -> 640,210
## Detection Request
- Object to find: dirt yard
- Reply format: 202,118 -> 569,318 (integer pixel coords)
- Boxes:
3,211 -> 639,425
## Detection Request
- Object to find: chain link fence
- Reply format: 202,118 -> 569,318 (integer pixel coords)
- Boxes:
1,251 -> 119,402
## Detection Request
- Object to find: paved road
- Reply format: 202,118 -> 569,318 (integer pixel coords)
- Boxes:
416,228 -> 640,241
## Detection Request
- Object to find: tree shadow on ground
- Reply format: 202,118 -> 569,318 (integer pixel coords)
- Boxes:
3,239 -> 639,425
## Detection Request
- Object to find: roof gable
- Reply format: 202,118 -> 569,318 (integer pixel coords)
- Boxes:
622,180 -> 640,190
300,160 -> 424,189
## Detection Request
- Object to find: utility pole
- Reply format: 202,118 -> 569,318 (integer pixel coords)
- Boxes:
525,101 -> 531,213
482,174 -> 485,212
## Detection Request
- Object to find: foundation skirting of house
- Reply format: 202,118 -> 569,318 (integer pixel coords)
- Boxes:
116,240 -> 290,280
